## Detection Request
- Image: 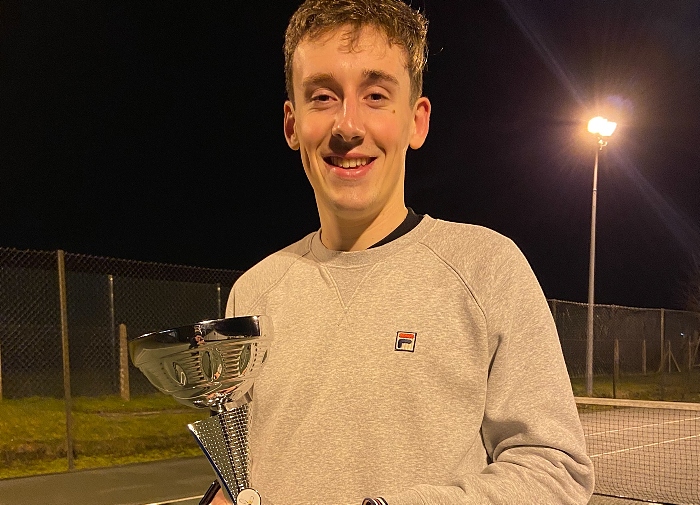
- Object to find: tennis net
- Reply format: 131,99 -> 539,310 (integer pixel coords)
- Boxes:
576,397 -> 700,504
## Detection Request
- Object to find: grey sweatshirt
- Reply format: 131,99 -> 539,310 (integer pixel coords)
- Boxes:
226,216 -> 594,505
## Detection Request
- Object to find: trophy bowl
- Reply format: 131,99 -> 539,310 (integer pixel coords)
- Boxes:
129,315 -> 273,504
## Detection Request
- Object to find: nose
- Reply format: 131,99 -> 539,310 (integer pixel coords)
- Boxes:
332,97 -> 365,143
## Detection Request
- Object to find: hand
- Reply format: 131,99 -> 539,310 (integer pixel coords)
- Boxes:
208,487 -> 268,505
209,488 -> 233,505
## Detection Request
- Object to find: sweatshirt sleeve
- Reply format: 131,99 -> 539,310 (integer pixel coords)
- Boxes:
379,239 -> 594,505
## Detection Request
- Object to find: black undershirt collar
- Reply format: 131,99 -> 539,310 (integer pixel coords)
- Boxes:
369,207 -> 424,248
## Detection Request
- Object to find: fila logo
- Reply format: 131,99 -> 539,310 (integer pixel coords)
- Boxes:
395,331 -> 417,352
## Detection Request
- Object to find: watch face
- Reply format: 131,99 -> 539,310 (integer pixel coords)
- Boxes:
236,488 -> 261,505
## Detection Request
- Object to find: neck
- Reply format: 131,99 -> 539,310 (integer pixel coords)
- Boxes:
318,203 -> 408,252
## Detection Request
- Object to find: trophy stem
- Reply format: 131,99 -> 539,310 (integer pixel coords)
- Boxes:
189,404 -> 252,501
218,408 -> 248,494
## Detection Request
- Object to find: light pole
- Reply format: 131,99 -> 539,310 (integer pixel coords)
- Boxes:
585,116 -> 616,396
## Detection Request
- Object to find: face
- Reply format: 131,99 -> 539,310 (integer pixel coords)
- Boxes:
284,26 -> 430,224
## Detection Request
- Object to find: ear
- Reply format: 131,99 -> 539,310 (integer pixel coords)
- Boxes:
284,100 -> 299,150
409,96 -> 431,150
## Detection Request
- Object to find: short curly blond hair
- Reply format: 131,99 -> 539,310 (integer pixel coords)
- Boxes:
284,0 -> 428,104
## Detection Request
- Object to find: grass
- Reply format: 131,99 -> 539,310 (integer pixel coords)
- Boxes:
570,370 -> 700,402
2,372 -> 698,480
0,394 -> 208,479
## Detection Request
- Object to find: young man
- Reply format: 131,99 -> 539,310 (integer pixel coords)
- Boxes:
217,1 -> 594,503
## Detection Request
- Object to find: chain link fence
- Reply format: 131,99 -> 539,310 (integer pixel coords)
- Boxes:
1,249 -> 699,400
1,247 -> 699,477
551,299 -> 700,378
0,247 -> 242,400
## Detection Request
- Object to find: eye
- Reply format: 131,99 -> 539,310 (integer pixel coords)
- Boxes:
368,93 -> 387,102
311,92 -> 334,103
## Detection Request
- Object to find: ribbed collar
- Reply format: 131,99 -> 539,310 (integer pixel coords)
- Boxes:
309,215 -> 436,268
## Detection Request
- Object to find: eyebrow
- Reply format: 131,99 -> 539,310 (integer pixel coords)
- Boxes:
301,69 -> 400,92
301,72 -> 336,91
362,69 -> 400,87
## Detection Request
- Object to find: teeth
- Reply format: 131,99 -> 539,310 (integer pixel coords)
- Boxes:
329,156 -> 371,168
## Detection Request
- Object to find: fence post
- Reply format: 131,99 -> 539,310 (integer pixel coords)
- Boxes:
119,324 -> 130,401
108,275 -> 116,380
642,339 -> 647,375
613,339 -> 619,399
660,308 -> 665,371
57,250 -> 75,470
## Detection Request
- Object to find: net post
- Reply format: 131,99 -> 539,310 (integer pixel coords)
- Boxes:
642,339 -> 647,375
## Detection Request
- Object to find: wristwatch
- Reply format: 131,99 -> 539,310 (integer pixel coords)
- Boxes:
362,498 -> 388,505
236,488 -> 262,505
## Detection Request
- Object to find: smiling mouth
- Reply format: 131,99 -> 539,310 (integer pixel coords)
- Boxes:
325,156 -> 375,168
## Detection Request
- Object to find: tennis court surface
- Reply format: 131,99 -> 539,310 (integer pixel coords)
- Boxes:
577,397 -> 700,504
0,457 -> 212,505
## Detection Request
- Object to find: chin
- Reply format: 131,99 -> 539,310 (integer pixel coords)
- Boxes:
329,199 -> 377,218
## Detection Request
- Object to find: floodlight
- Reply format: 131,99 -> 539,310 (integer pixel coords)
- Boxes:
588,116 -> 617,137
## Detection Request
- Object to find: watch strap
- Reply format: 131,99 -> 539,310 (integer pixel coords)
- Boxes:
361,498 -> 388,505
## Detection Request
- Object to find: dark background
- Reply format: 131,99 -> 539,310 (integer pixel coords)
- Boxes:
1,0 -> 699,310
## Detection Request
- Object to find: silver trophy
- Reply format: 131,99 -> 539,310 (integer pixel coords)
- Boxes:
129,316 -> 273,505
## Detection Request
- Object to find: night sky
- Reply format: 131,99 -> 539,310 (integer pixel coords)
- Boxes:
1,1 -> 699,310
